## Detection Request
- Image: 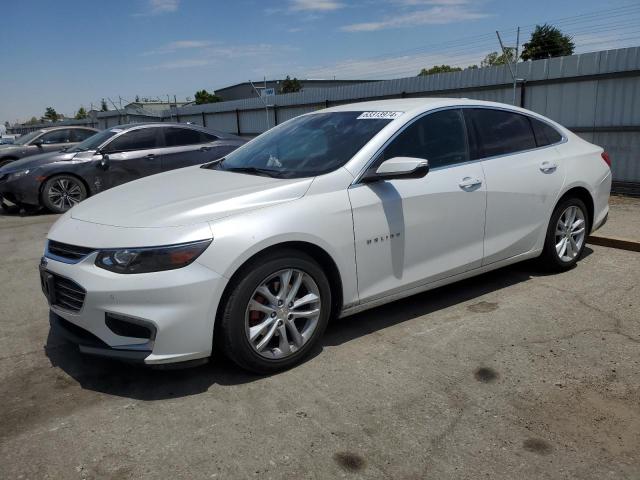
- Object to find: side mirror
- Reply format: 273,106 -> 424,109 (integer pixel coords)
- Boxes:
32,139 -> 43,147
98,153 -> 110,170
362,157 -> 429,183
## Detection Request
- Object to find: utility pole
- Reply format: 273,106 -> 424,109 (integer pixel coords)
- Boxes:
496,30 -> 522,106
249,79 -> 270,131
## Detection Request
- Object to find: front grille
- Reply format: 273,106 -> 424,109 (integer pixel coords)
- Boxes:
48,240 -> 95,262
44,273 -> 86,312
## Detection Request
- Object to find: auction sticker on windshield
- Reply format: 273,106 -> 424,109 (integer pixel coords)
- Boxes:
357,111 -> 404,120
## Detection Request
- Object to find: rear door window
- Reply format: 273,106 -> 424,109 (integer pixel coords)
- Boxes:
464,108 -> 536,159
380,109 -> 468,169
104,128 -> 161,152
162,127 -> 212,147
40,129 -> 72,144
70,129 -> 95,142
530,118 -> 563,147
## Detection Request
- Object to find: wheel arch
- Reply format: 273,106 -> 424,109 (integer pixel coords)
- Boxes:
39,172 -> 92,203
213,240 -> 345,343
556,185 -> 594,233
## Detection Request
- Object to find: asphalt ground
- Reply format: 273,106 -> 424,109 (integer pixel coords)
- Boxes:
0,209 -> 639,479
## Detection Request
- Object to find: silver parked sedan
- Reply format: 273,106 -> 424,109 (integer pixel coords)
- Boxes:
0,126 -> 99,168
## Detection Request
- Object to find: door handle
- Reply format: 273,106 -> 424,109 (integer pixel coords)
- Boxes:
539,161 -> 558,173
459,177 -> 482,190
145,154 -> 156,160
200,146 -> 212,152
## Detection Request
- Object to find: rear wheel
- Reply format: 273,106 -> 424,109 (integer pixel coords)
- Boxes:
539,197 -> 589,271
220,249 -> 331,374
41,175 -> 87,213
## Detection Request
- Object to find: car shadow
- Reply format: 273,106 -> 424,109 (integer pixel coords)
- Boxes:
45,248 -> 593,401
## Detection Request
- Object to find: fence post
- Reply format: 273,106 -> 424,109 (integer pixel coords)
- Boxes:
201,111 -> 207,127
235,109 -> 241,136
273,105 -> 278,126
519,80 -> 526,108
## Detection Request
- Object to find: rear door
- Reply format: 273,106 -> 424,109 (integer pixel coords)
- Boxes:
464,108 -> 565,265
100,127 -> 163,188
349,108 -> 487,302
159,127 -> 219,170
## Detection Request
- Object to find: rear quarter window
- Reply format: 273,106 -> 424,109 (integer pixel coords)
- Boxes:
530,118 -> 563,147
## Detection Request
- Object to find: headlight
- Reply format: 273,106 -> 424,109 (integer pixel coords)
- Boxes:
8,169 -> 30,180
95,239 -> 212,274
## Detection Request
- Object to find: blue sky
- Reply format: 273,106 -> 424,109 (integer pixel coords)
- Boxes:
1,0 -> 638,124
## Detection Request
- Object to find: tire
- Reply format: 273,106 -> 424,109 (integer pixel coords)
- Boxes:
219,248 -> 332,374
41,175 -> 88,213
539,197 -> 590,271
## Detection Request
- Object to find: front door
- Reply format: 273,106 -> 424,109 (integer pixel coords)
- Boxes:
349,108 -> 487,303
100,127 -> 164,189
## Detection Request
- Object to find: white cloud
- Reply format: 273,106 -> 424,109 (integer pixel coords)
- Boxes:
289,0 -> 345,11
149,0 -> 179,14
143,40 -> 213,55
144,43 -> 298,70
341,5 -> 489,32
296,48 -> 485,79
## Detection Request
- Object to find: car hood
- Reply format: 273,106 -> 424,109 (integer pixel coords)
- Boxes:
0,150 -> 79,173
70,165 -> 314,228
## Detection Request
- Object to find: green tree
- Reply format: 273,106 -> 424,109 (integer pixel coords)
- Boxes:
481,48 -> 516,67
3,121 -> 9,128
43,107 -> 59,122
194,89 -> 221,105
521,24 -> 575,61
75,107 -> 88,119
100,99 -> 109,111
135,95 -> 140,102
418,65 -> 462,76
280,76 -> 302,94
27,116 -> 39,125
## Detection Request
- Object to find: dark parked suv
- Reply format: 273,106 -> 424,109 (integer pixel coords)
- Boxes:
0,123 -> 245,213
0,126 -> 98,168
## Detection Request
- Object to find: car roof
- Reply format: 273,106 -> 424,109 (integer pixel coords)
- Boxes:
36,125 -> 98,132
111,122 -> 239,139
321,98 -> 536,116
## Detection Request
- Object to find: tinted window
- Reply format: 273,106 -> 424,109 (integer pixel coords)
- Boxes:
41,130 -> 71,144
163,127 -> 213,147
530,118 -> 562,147
70,129 -> 95,142
105,128 -> 160,152
380,109 -> 468,169
465,109 -> 536,158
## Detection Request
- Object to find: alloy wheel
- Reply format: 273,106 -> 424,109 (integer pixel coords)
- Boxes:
48,178 -> 83,211
554,205 -> 586,262
245,268 -> 322,359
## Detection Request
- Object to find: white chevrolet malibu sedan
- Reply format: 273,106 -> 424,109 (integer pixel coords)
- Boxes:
41,98 -> 611,372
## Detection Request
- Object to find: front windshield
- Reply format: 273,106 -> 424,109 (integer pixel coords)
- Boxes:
210,112 -> 395,178
68,128 -> 121,152
14,131 -> 42,145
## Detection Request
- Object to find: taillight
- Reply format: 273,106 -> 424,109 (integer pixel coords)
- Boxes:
601,152 -> 611,168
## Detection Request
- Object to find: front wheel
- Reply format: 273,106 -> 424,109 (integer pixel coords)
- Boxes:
41,175 -> 87,213
220,249 -> 332,374
539,197 -> 589,271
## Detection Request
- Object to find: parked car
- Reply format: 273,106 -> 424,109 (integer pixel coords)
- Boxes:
0,123 -> 245,213
0,126 -> 98,168
41,98 -> 611,373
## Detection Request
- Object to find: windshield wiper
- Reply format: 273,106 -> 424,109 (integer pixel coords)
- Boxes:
223,166 -> 281,178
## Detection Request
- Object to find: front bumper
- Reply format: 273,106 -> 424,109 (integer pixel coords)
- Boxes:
42,251 -> 227,365
0,174 -> 42,206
